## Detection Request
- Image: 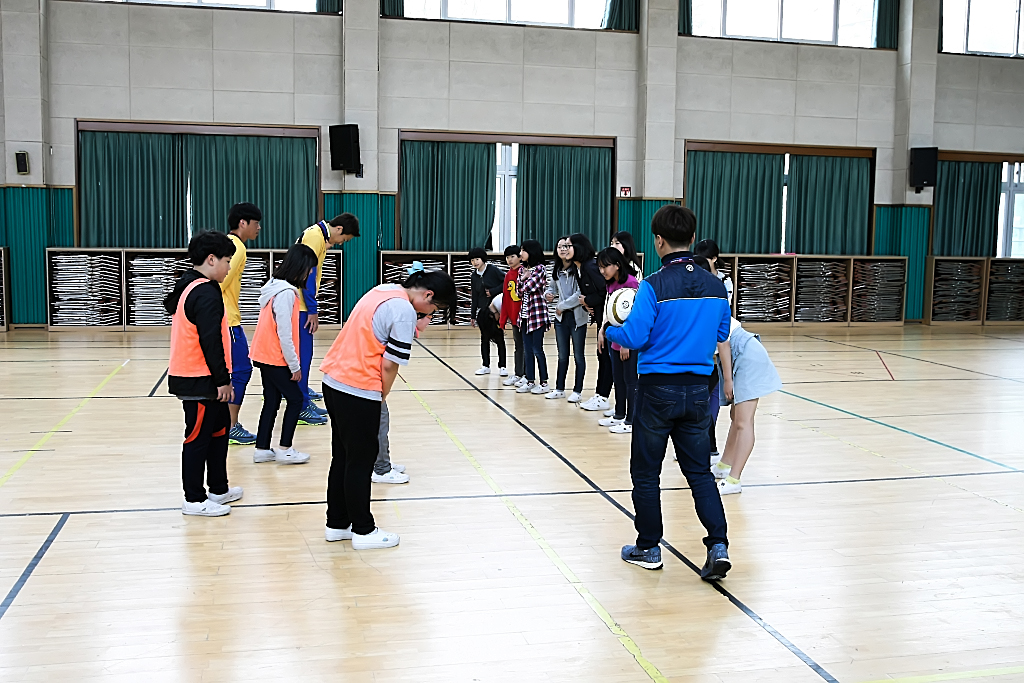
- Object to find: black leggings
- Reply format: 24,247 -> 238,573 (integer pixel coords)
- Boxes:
256,363 -> 305,450
324,386 -> 382,535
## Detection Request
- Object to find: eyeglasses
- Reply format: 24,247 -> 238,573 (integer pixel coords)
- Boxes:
557,244 -> 572,250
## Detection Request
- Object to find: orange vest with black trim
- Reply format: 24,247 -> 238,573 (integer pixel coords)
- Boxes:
249,289 -> 301,366
320,286 -> 411,394
169,278 -> 233,377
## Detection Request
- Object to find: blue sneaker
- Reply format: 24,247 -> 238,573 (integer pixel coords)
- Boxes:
700,543 -> 731,581
298,405 -> 328,426
621,544 -> 662,570
307,389 -> 324,402
308,403 -> 328,416
228,423 -> 256,446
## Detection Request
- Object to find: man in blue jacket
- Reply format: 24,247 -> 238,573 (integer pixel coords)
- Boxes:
605,204 -> 734,580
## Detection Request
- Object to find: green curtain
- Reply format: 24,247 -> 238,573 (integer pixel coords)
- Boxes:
186,134 -> 318,250
400,141 -> 496,252
380,193 -> 396,250
617,198 -> 678,276
874,205 -> 929,320
685,150 -> 784,254
874,0 -> 899,49
325,192 -> 397,319
933,160 -> 1002,257
49,188 -> 75,247
316,0 -> 342,13
516,145 -> 613,251
79,131 -> 187,248
603,0 -> 638,31
380,0 -> 403,16
679,0 -> 692,35
785,155 -> 871,255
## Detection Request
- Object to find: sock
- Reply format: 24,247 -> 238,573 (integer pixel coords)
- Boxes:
725,476 -> 740,485
714,461 -> 731,472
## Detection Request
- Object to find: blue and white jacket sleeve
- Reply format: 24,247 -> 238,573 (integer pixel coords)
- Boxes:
302,266 -> 318,315
717,305 -> 731,343
605,280 -> 657,351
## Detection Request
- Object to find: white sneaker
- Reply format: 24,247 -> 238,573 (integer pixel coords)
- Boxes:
182,499 -> 230,517
566,392 -> 582,403
603,408 -> 616,417
207,486 -> 243,505
371,468 -> 410,484
515,376 -> 529,388
580,395 -> 610,411
545,390 -> 566,400
390,463 -> 406,473
325,525 -> 353,542
531,383 -> 550,395
516,382 -> 535,393
609,423 -> 632,434
253,448 -> 276,463
499,367 -> 509,377
503,375 -> 519,387
718,479 -> 742,495
599,416 -> 624,427
274,446 -> 310,465
475,366 -> 491,375
352,527 -> 400,549
710,451 -> 722,466
712,464 -> 731,480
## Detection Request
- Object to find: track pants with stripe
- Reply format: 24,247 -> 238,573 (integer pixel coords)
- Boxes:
181,399 -> 231,503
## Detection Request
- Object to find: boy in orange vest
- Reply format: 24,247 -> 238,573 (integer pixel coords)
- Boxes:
163,231 -> 242,517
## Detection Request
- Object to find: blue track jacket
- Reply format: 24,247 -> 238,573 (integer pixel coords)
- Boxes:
605,252 -> 731,378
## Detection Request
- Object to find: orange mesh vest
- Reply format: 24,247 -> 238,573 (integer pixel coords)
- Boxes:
320,286 -> 411,393
249,289 -> 301,366
169,278 -> 232,377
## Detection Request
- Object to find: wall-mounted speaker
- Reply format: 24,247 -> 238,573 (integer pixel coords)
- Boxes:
329,124 -> 361,173
15,151 -> 29,175
909,147 -> 938,190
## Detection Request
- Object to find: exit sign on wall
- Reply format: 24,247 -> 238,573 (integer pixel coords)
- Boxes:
620,187 -> 631,197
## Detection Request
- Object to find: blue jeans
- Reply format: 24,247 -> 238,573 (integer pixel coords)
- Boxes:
228,326 -> 253,406
631,382 -> 728,550
553,318 -> 586,393
299,311 -> 314,405
522,327 -> 548,383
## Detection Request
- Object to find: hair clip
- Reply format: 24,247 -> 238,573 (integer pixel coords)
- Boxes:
407,261 -> 425,275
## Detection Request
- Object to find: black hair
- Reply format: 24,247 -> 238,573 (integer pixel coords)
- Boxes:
597,247 -> 630,285
503,244 -> 521,258
520,239 -> 546,268
403,270 -> 457,309
612,231 -> 640,275
651,204 -> 696,248
227,202 -> 262,232
694,238 -> 720,261
693,255 -> 713,273
273,244 -> 318,290
568,233 -> 596,265
329,213 -> 360,237
553,235 -> 573,273
187,230 -> 236,266
468,247 -> 488,262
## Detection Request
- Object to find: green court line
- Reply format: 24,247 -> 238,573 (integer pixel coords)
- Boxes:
858,664 -> 1024,682
780,390 -> 1017,472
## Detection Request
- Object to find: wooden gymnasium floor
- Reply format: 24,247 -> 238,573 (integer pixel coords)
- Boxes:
1,325 -> 1024,683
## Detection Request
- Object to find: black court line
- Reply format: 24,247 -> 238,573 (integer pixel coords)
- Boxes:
149,368 -> 169,397
0,395 -> 163,401
0,513 -> 69,621
414,340 -> 840,683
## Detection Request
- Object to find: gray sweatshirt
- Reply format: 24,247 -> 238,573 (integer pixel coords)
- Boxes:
258,278 -> 301,373
547,268 -> 589,328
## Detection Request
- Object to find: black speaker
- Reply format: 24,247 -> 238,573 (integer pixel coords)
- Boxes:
909,147 -> 938,189
329,124 -> 360,172
15,151 -> 29,175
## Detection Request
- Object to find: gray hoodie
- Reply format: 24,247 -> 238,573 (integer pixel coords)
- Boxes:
547,268 -> 589,328
258,278 -> 301,373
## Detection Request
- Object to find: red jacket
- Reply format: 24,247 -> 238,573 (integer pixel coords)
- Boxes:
498,265 -> 523,329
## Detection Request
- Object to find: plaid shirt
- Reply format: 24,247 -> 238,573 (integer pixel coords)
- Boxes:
518,265 -> 550,334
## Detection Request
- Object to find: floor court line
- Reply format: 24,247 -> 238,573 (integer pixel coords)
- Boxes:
148,368 -> 168,397
0,513 -> 69,621
415,339 -> 841,683
858,665 -> 1024,683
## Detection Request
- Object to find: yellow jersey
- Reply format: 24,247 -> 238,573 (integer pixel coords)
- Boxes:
222,234 -> 247,327
298,222 -> 330,313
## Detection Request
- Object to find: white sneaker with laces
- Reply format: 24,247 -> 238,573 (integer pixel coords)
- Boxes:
712,464 -> 731,480
502,375 -> 519,387
718,479 -> 742,495
515,376 -> 529,388
499,367 -> 509,377
516,382 -> 535,393
253,448 -> 276,463
609,423 -> 632,434
325,525 -> 353,542
603,408 -> 616,417
371,468 -> 410,484
182,499 -> 231,517
390,463 -> 406,473
545,390 -> 566,399
580,395 -> 610,411
531,383 -> 550,395
352,527 -> 400,549
566,392 -> 582,403
207,486 -> 243,505
274,446 -> 310,464
475,366 -> 491,375
599,416 -> 624,427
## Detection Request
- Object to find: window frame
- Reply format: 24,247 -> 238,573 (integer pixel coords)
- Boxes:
435,0 -> 589,29
719,0 -> 844,47
943,0 -> 1024,58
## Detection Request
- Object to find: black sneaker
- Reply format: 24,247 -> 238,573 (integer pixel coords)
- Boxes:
620,544 -> 663,570
700,543 -> 731,581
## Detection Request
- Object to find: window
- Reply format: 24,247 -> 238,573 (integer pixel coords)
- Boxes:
997,162 -> 1024,257
491,143 -> 519,250
692,0 -> 875,48
93,0 -> 317,11
405,0 -> 606,28
942,0 -> 1024,56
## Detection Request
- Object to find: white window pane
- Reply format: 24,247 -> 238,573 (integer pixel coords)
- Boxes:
942,0 -> 968,53
510,177 -> 518,245
726,0 -> 778,38
405,0 -> 442,18
781,0 -> 834,42
573,0 -> 606,28
275,0 -> 316,11
447,0 -> 506,22
512,142 -> 519,167
997,190 -> 1007,257
692,0 -> 723,36
837,0 -> 872,47
511,0 -> 569,24
967,0 -> 1017,54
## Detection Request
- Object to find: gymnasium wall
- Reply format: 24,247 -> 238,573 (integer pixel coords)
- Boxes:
934,53 -> 1024,153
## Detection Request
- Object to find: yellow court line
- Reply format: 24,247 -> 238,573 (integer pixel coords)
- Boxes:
401,378 -> 669,683
858,665 -> 1024,683
0,359 -> 129,488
